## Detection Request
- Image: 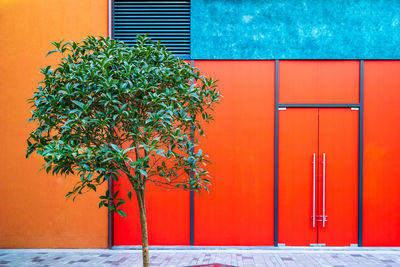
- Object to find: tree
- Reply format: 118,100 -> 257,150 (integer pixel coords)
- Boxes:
26,36 -> 220,267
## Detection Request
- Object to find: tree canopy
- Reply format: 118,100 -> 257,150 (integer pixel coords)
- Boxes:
26,36 -> 220,213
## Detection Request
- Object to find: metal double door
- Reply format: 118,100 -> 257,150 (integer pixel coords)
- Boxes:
278,108 -> 358,246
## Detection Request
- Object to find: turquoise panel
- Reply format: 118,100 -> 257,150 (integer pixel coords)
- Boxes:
191,0 -> 400,59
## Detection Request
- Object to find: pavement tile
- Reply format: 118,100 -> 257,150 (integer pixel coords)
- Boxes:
1,249 -> 400,266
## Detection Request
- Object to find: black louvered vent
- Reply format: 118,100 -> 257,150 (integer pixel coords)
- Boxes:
113,0 -> 190,58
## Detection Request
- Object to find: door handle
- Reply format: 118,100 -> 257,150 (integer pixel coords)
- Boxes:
312,153 -> 316,228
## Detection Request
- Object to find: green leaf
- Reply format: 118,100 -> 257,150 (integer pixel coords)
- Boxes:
46,50 -> 57,57
117,210 -> 127,217
110,144 -> 120,151
87,183 -> 96,191
123,147 -> 135,154
71,100 -> 84,108
139,169 -> 147,177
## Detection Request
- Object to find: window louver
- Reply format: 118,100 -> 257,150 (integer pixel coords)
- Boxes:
113,0 -> 191,58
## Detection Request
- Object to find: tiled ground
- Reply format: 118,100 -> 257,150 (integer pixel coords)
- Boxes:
0,248 -> 399,266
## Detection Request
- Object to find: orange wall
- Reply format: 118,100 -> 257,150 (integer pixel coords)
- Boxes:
0,0 -> 108,248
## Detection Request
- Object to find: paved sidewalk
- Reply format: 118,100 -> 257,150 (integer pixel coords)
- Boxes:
0,248 -> 400,266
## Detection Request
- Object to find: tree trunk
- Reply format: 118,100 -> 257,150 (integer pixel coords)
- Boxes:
136,189 -> 149,267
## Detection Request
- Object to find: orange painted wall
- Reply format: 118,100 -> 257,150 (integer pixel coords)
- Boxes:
0,0 -> 108,248
363,61 -> 400,246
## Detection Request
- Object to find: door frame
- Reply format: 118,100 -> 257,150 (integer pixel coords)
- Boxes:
273,60 -> 364,247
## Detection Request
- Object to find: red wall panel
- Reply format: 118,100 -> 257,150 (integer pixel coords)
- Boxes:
112,59 -> 400,247
279,61 -> 359,104
114,175 -> 190,245
113,59 -> 193,246
363,61 -> 400,246
193,60 -> 275,245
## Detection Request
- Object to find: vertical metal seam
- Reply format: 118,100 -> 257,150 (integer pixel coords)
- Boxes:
189,59 -> 195,246
358,60 -> 364,247
274,59 -> 279,247
108,0 -> 114,250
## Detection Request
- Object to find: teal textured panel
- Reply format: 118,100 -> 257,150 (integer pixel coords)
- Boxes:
191,0 -> 400,59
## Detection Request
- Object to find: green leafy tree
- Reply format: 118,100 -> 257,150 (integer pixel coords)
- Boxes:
26,36 -> 220,267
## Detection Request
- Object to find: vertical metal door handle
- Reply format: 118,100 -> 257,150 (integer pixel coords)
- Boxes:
322,153 -> 327,227
312,153 -> 316,228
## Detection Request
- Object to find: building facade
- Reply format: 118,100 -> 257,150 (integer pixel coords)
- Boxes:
112,0 -> 400,247
1,0 -> 399,248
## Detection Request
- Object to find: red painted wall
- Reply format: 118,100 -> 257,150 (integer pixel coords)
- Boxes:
113,175 -> 190,245
279,61 -> 359,104
113,60 -> 275,246
363,61 -> 400,246
193,61 -> 275,245
113,60 -> 400,247
113,61 -> 192,246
